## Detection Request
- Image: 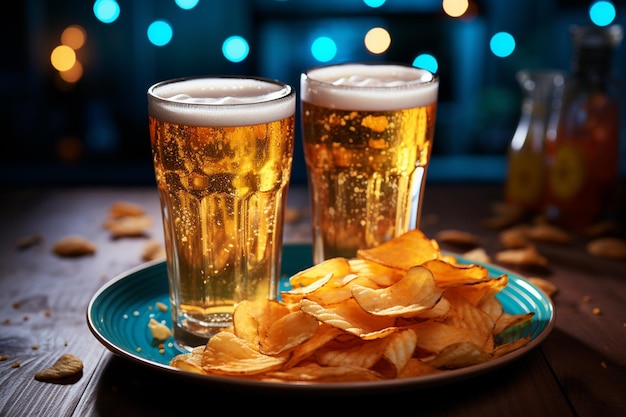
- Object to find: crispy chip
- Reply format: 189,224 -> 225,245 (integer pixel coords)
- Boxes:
170,346 -> 205,374
264,362 -> 383,382
424,341 -> 491,369
397,358 -> 440,378
201,332 -> 285,375
289,257 -> 352,287
34,353 -> 83,383
495,246 -> 548,268
421,259 -> 490,288
351,266 -> 444,318
357,229 -> 440,271
436,229 -> 481,247
261,310 -> 319,355
51,235 -> 96,257
300,298 -> 396,339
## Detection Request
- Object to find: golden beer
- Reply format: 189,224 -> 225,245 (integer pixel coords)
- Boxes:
301,63 -> 438,263
148,77 -> 295,349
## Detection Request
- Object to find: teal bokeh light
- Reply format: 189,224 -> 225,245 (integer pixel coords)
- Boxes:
589,1 -> 616,26
364,0 -> 386,8
147,20 -> 173,47
175,0 -> 199,10
490,32 -> 516,58
93,0 -> 120,24
412,54 -> 438,74
222,36 -> 250,63
311,36 -> 337,62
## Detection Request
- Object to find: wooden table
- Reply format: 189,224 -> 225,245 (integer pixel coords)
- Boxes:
1,184 -> 624,416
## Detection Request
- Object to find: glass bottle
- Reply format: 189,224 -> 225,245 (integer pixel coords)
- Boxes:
505,69 -> 565,212
545,25 -> 623,231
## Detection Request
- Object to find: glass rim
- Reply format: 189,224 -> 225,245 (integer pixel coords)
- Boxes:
147,75 -> 295,108
301,62 -> 439,91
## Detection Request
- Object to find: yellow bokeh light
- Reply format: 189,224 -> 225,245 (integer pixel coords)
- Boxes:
443,0 -> 469,18
61,25 -> 86,50
60,60 -> 84,83
364,27 -> 391,54
51,45 -> 76,72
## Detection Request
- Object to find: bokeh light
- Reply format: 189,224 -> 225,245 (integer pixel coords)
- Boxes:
311,36 -> 337,62
59,61 -> 84,83
589,1 -> 616,26
363,0 -> 386,8
175,0 -> 199,10
61,25 -> 86,50
364,27 -> 391,54
148,20 -> 173,46
442,0 -> 469,18
222,36 -> 250,63
93,0 -> 120,24
50,45 -> 76,72
412,54 -> 439,74
490,32 -> 516,58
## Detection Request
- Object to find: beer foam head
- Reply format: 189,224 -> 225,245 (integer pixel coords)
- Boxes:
148,77 -> 295,126
301,63 -> 438,111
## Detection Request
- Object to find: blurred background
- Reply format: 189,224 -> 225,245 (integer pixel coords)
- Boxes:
2,0 -> 624,187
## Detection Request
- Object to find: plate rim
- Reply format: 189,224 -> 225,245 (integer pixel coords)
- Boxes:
86,245 -> 556,392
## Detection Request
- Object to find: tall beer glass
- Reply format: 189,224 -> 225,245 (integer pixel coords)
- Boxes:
301,63 -> 438,263
148,76 -> 295,350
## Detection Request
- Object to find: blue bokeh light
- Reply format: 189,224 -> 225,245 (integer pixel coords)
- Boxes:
222,36 -> 250,63
364,0 -> 386,8
147,20 -> 173,47
93,0 -> 120,24
589,1 -> 616,26
311,36 -> 337,62
175,0 -> 200,10
412,54 -> 439,74
490,32 -> 516,58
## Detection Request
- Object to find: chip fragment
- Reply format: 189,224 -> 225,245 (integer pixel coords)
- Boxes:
34,353 -> 83,383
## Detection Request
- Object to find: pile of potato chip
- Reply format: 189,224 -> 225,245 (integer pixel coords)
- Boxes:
170,229 -> 534,383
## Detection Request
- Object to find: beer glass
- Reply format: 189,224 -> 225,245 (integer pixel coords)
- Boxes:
300,63 -> 439,263
148,76 -> 295,350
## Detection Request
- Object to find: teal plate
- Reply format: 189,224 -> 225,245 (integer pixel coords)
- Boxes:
87,244 -> 555,392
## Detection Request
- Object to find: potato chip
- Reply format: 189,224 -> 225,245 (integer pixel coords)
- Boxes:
261,310 -> 319,355
492,335 -> 531,358
316,336 -> 387,369
424,341 -> 491,369
443,291 -> 495,351
300,298 -> 396,339
436,229 -> 481,247
357,229 -> 440,270
289,257 -> 351,288
351,266 -> 444,318
421,259 -> 490,288
201,331 -> 285,375
34,353 -> 83,383
397,358 -> 440,378
264,362 -> 383,382
461,247 -> 492,264
495,246 -> 548,268
282,324 -> 343,370
410,321 -> 485,354
233,299 -> 285,348
170,346 -> 205,374
378,329 -> 418,378
348,258 -> 403,287
305,275 -> 378,306
494,311 -> 535,336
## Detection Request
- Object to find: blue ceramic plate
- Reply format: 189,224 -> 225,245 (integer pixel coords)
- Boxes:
87,244 -> 555,391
